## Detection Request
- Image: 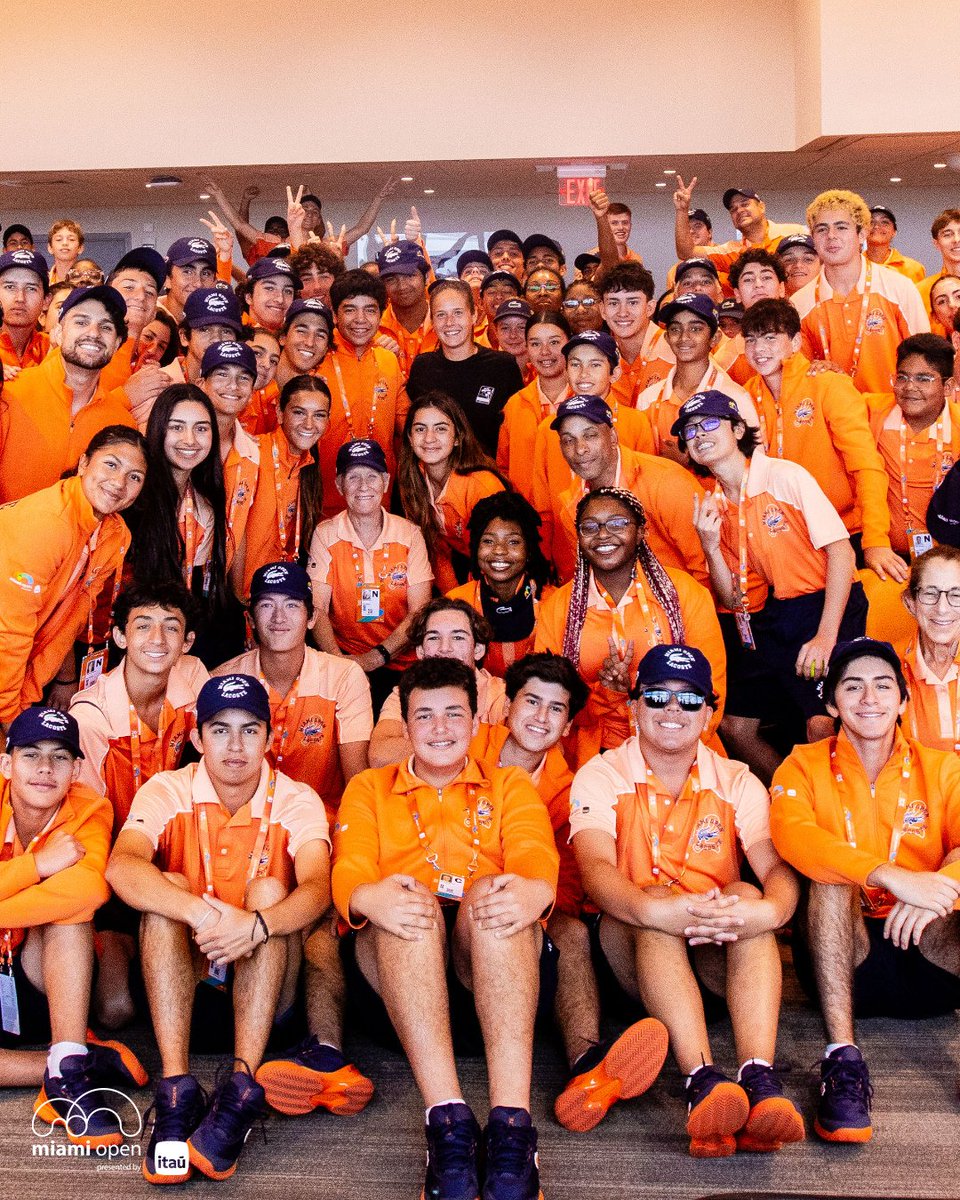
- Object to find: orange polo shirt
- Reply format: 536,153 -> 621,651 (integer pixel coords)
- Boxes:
900,637 -> 960,753
446,578 -> 550,678
426,468 -> 505,594
377,667 -> 508,729
379,304 -> 438,380
70,654 -> 209,837
699,220 -> 809,274
794,257 -> 930,393
867,395 -> 960,555
570,738 -> 770,894
0,349 -> 137,503
551,446 -> 709,586
214,647 -> 373,822
122,759 -> 330,907
222,422 -> 261,570
0,476 -> 130,722
473,723 -> 582,916
331,756 -> 558,924
0,780 -> 112,953
497,379 -> 571,503
609,324 -> 676,408
770,729 -> 960,917
307,507 -> 433,665
240,380 -> 280,436
535,565 -> 726,766
0,327 -> 48,371
242,428 -> 313,595
316,341 -> 405,518
746,352 -> 890,548
635,360 -> 759,460
875,248 -> 926,286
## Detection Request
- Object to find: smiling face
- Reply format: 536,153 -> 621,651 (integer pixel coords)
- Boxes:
406,684 -> 476,778
779,246 -> 820,295
526,323 -> 567,380
600,288 -> 651,342
409,405 -> 456,467
416,610 -> 483,666
524,269 -> 563,313
826,655 -> 904,744
558,414 -> 617,483
114,604 -> 193,677
810,206 -> 862,268
744,329 -> 800,379
482,280 -> 521,321
136,318 -> 172,366
251,593 -> 313,653
250,277 -> 296,332
250,330 -> 281,389
195,709 -> 269,792
281,313 -> 330,374
203,364 -> 255,422
1,742 -> 79,817
894,352 -> 946,429
60,300 -> 122,371
384,269 -> 426,310
675,268 -> 722,302
577,494 -> 640,576
337,464 -> 389,516
734,262 -> 784,308
665,310 -> 714,363
867,212 -> 896,250
48,226 -> 82,264
78,441 -> 147,518
495,315 -> 528,356
565,346 -> 616,397
169,260 -> 216,307
476,517 -> 528,591
163,400 -> 214,480
727,194 -> 765,232
335,294 -> 381,351
505,679 -> 572,756
903,556 -> 960,655
682,413 -> 742,472
563,283 -> 604,334
297,263 -> 336,303
280,388 -> 330,453
633,680 -> 711,756
432,291 -> 475,354
934,219 -> 960,269
489,239 -> 524,276
930,276 -> 960,332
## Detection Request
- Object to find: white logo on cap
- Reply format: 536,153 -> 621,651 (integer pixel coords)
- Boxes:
188,239 -> 210,255
11,250 -> 33,265
580,330 -> 600,341
349,442 -> 370,456
39,710 -> 69,731
384,246 -> 402,263
204,293 -> 228,313
566,397 -> 589,410
663,647 -> 696,669
684,396 -> 705,412
220,677 -> 249,697
217,342 -> 242,358
262,565 -> 289,584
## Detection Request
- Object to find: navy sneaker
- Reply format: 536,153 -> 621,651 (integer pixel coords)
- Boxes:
142,1074 -> 206,1184
422,1102 -> 481,1200
736,1062 -> 805,1152
815,1046 -> 873,1143
482,1107 -> 542,1200
685,1064 -> 749,1157
34,1052 -> 123,1149
188,1070 -> 265,1180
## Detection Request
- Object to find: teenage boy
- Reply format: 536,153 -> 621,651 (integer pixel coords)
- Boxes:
316,269 -> 404,516
572,645 -> 803,1157
596,262 -> 674,403
333,656 -> 558,1200
918,208 -> 960,331
377,240 -> 437,379
0,248 -> 49,375
770,638 -> 960,1143
178,286 -> 244,385
161,236 -> 218,324
487,228 -> 526,278
865,206 -> 925,284
474,652 -> 670,1133
0,707 -> 147,1146
106,675 -> 332,1183
243,257 -> 300,334
100,246 -> 170,402
70,580 -> 208,1027
776,234 -> 821,297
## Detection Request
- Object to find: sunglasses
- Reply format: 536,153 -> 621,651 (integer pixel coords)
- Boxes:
562,297 -> 599,309
637,688 -> 707,711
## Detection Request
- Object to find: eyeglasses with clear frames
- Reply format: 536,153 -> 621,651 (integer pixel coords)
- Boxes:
562,297 -> 599,309
578,516 -> 635,536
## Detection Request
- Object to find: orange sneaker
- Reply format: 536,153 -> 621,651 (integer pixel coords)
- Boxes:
86,1031 -> 149,1088
735,1063 -> 805,1152
255,1036 -> 374,1116
554,1018 -> 668,1132
685,1065 -> 749,1157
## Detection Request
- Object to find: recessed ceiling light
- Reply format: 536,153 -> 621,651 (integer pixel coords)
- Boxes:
423,188 -> 435,194
663,169 -> 676,175
146,174 -> 182,189
934,162 -> 947,169
198,192 -> 211,200
889,176 -> 902,183
401,175 -> 414,182
655,182 -> 667,188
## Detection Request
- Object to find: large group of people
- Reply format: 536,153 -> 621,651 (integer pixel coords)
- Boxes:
1,174 -> 960,1198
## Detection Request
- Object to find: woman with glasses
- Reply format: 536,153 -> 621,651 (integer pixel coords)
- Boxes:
561,279 -> 605,335
900,545 -> 960,750
524,266 -> 566,314
535,486 -> 725,766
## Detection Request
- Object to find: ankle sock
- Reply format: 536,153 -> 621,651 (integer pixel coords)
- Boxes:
47,1041 -> 87,1078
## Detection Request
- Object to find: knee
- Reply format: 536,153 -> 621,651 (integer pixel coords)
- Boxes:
245,875 -> 287,910
547,911 -> 589,956
723,881 -> 762,901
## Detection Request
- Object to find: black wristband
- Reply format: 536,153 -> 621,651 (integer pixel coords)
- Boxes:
372,644 -> 391,665
253,909 -> 270,944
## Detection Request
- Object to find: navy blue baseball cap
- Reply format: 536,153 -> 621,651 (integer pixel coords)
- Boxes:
670,389 -> 740,438
247,256 -> 301,288
0,248 -> 49,291
494,298 -> 534,324
631,644 -> 716,702
200,340 -> 257,379
776,234 -> 816,256
457,249 -> 492,276
336,438 -> 389,476
574,252 -> 601,272
869,205 -> 897,229
283,297 -> 333,335
196,674 -> 272,728
377,240 -> 428,278
823,638 -> 906,706
722,188 -> 761,210
675,257 -> 720,284
59,285 -> 127,335
486,229 -> 523,253
480,270 -> 522,295
658,292 -> 719,333
688,208 -> 712,229
166,236 -> 217,271
718,297 -> 745,320
562,329 -> 619,367
112,246 -> 167,293
6,707 -> 84,758
183,286 -> 243,332
523,233 -> 564,262
249,562 -> 313,606
550,394 -> 613,431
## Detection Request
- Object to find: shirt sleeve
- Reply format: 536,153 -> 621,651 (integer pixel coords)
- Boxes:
331,770 -> 384,924
121,774 -> 184,852
569,754 -> 623,840
727,766 -> 772,853
779,459 -> 851,549
277,781 -> 331,856
821,375 -> 891,549
306,526 -> 335,609
334,659 -> 375,744
404,526 -> 434,589
69,695 -> 112,796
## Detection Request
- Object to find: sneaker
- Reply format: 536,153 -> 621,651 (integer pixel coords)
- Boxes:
685,1064 -> 749,1157
142,1075 -> 206,1185
422,1102 -> 481,1200
814,1046 -> 873,1143
482,1107 -> 543,1200
34,1052 -> 123,1149
554,1017 -> 668,1132
86,1033 -> 149,1089
736,1063 -> 805,1152
256,1035 -> 374,1116
187,1070 -> 265,1180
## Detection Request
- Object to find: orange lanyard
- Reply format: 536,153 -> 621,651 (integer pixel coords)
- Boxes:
831,738 -> 912,862
815,260 -> 872,378
594,565 -> 664,654
196,768 -> 277,896
905,643 -> 960,752
128,700 -> 174,792
756,391 -> 784,460
182,486 -> 197,579
652,366 -> 718,451
898,412 -> 948,537
716,462 -> 752,610
330,354 -> 379,440
271,439 -> 302,561
407,780 -> 483,882
636,761 -> 701,884
258,671 -> 300,770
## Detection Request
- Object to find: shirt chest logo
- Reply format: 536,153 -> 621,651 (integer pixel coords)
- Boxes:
475,386 -> 495,406
865,308 -> 886,334
692,813 -> 723,854
761,503 -> 790,536
793,399 -> 815,427
902,800 -> 928,839
298,714 -> 327,744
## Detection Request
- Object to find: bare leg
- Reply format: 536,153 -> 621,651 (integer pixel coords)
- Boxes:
233,876 -> 288,1073
139,873 -> 199,1078
93,931 -> 137,1030
37,923 -> 95,1045
805,882 -> 869,1045
719,715 -> 782,785
547,911 -> 599,1068
303,907 -> 346,1047
806,715 -> 835,743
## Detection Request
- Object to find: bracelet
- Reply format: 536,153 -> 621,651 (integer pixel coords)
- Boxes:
252,909 -> 270,944
54,677 -> 79,686
372,644 -> 391,665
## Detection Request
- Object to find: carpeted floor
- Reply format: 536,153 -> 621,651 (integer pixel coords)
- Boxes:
2,965 -> 958,1199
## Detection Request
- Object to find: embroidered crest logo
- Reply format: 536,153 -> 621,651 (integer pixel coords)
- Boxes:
298,715 -> 326,744
865,308 -> 885,333
470,795 -> 494,830
794,399 -> 815,426
762,504 -> 789,535
902,800 -> 928,840
692,813 -> 723,854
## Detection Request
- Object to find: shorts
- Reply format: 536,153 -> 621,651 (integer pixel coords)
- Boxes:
0,950 -> 52,1049
189,966 -> 307,1055
584,911 -> 728,1025
722,581 -> 868,722
94,894 -> 141,938
792,913 -> 960,1019
340,901 -> 558,1057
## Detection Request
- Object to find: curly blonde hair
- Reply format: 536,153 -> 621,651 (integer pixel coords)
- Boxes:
806,190 -> 871,233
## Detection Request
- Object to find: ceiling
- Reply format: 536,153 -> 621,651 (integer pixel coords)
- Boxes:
3,133 -> 960,212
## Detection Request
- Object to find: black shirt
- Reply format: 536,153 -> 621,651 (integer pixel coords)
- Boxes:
406,347 -> 524,455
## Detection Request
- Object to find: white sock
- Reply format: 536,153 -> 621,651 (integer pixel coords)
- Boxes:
685,1062 -> 711,1086
738,1058 -> 772,1080
426,1098 -> 467,1121
825,1042 -> 856,1058
47,1041 -> 87,1078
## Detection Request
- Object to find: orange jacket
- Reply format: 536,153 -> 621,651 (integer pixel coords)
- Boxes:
0,778 -> 112,952
0,328 -> 49,371
242,428 -> 313,595
496,379 -> 569,503
0,476 -> 130,721
332,756 -> 558,924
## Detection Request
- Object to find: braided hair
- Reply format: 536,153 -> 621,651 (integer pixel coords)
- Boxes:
560,487 -> 685,669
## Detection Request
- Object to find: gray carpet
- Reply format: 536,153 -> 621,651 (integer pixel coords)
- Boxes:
2,969 -> 959,1198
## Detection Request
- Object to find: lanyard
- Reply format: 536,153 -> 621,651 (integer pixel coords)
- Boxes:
756,391 -> 784,460
905,642 -> 960,752
195,768 -> 277,896
830,738 -> 912,863
594,564 -> 664,654
271,438 -> 302,561
128,699 -> 176,791
330,354 -> 379,440
407,780 -> 484,883
182,485 -> 198,580
258,670 -> 300,770
815,260 -> 872,379
716,462 -> 752,611
636,761 -> 702,885
898,412 -> 948,537
652,365 -> 718,452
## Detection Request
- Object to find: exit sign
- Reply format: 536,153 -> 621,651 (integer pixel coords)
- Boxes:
558,176 -> 605,207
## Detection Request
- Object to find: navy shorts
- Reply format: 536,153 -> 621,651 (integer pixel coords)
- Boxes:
0,950 -> 52,1049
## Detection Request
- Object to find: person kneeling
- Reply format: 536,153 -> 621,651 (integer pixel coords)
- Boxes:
571,645 -> 804,1156
107,675 -> 331,1184
333,657 -> 558,1200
